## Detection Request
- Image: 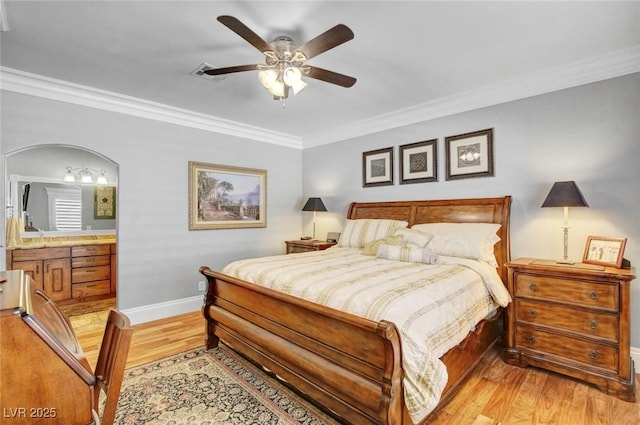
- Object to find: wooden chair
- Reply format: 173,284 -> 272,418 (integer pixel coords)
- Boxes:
92,309 -> 133,425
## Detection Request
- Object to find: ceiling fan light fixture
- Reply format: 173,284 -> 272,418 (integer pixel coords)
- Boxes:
266,80 -> 286,98
283,67 -> 307,95
258,68 -> 278,88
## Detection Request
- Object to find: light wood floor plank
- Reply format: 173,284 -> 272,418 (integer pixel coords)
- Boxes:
76,311 -> 640,424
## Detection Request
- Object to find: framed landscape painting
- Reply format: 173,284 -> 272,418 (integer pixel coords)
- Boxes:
189,161 -> 266,230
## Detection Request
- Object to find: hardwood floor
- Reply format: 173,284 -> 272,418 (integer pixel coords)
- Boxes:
76,311 -> 640,424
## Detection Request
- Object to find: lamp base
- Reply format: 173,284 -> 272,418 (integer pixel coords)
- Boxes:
556,259 -> 575,265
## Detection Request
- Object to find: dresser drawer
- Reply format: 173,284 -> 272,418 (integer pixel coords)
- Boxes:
72,254 -> 110,268
72,280 -> 111,298
71,245 -> 111,257
515,273 -> 618,311
515,299 -> 619,342
515,325 -> 618,372
71,265 -> 110,283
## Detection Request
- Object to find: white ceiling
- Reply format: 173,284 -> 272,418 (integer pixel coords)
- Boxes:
1,1 -> 639,148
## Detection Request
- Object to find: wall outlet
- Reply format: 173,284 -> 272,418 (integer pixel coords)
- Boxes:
198,280 -> 206,291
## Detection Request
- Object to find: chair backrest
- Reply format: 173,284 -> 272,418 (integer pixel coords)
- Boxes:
92,309 -> 133,425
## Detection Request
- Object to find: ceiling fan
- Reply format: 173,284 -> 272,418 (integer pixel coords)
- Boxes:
205,15 -> 356,100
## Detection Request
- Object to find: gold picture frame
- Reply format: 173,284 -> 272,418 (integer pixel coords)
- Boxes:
582,236 -> 627,268
188,161 -> 266,230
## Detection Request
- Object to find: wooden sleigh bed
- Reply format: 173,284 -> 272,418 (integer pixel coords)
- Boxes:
200,196 -> 511,424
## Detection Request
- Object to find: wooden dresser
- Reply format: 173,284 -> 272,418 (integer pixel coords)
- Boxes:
504,258 -> 636,402
0,270 -> 96,424
6,242 -> 116,305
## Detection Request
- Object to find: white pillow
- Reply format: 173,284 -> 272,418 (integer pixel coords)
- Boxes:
411,222 -> 501,266
393,228 -> 433,247
376,244 -> 438,264
338,219 -> 408,248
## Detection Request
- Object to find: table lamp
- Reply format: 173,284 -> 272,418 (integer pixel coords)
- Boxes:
541,181 -> 588,264
301,197 -> 327,240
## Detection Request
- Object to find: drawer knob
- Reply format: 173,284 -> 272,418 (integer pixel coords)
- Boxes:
526,335 -> 536,344
589,350 -> 599,360
589,320 -> 599,330
588,290 -> 599,299
529,283 -> 539,292
529,309 -> 537,318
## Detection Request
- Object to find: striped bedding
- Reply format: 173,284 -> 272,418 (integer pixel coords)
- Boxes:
222,246 -> 511,423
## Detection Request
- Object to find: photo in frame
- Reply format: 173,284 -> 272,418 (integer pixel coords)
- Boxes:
362,147 -> 394,187
189,161 -> 266,230
399,139 -> 437,184
94,186 -> 116,219
582,236 -> 627,268
445,128 -> 494,180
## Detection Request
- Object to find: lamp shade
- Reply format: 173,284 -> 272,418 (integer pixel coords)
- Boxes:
302,197 -> 327,212
541,181 -> 588,208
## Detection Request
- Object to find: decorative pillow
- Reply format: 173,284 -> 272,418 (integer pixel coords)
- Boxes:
362,235 -> 403,256
338,219 -> 408,248
376,244 -> 438,264
411,222 -> 501,266
393,228 -> 433,247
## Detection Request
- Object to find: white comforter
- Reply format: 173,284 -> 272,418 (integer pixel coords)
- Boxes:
222,247 -> 511,423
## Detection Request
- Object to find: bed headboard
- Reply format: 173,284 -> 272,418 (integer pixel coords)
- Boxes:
347,196 -> 512,283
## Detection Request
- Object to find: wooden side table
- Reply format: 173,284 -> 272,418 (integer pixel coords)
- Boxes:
504,257 -> 636,402
285,240 -> 336,254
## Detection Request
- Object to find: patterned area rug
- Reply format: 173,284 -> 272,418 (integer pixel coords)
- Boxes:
115,345 -> 341,424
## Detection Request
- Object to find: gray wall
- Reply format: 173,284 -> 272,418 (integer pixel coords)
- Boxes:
302,73 -> 640,346
1,91 -> 303,310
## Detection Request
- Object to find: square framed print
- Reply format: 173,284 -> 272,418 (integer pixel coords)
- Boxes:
399,139 -> 437,184
94,186 -> 116,219
189,161 -> 266,230
445,128 -> 494,180
362,147 -> 394,187
582,236 -> 627,268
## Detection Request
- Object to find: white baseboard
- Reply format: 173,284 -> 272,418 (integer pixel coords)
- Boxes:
121,295 -> 203,325
631,346 -> 640,372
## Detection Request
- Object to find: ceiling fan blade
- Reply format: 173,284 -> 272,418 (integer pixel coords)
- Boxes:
217,15 -> 271,53
305,66 -> 356,88
204,64 -> 260,75
296,24 -> 354,60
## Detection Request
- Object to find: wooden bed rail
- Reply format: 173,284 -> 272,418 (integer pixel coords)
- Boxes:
200,266 -> 404,425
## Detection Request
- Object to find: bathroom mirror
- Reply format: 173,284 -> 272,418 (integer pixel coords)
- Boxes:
5,145 -> 118,235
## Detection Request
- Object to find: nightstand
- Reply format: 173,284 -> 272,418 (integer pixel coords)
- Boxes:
504,257 -> 636,402
285,240 -> 336,254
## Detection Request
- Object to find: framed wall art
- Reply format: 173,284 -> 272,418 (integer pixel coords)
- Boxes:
362,147 -> 394,187
94,186 -> 116,219
445,128 -> 494,180
189,161 -> 266,230
399,139 -> 437,184
582,236 -> 627,268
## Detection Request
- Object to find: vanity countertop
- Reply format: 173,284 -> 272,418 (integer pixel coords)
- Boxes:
8,235 -> 116,250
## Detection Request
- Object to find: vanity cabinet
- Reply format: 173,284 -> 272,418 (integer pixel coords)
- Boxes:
7,243 -> 116,305
6,247 -> 72,302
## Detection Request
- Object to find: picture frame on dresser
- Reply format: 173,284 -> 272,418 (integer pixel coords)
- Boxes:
445,128 -> 494,180
399,139 -> 437,184
362,147 -> 394,187
582,236 -> 627,268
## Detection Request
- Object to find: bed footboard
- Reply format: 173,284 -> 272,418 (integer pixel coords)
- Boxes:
200,266 -> 404,425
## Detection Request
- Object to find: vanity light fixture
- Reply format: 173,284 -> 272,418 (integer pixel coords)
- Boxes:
541,180 -> 589,264
63,166 -> 108,184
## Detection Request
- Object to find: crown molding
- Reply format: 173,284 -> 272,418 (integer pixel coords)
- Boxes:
0,66 -> 303,149
303,45 -> 640,148
2,45 -> 638,150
